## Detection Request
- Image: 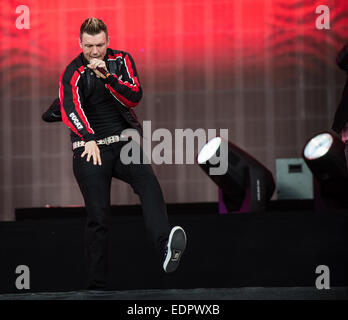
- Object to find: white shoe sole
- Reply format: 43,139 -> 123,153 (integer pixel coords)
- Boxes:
163,226 -> 187,273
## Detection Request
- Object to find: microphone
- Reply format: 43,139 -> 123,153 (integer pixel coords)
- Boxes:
96,67 -> 110,77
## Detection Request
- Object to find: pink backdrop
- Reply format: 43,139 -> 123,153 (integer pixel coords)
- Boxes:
0,0 -> 347,220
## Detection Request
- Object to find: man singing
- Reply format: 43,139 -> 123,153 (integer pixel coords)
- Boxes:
51,17 -> 186,290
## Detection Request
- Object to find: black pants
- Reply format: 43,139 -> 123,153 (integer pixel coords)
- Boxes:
72,140 -> 170,289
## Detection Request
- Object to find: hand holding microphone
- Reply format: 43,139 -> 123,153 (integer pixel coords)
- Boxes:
87,59 -> 110,79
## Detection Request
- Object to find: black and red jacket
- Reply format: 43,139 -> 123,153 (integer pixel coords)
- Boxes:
58,48 -> 143,143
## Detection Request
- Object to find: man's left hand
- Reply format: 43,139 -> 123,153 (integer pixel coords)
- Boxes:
87,59 -> 108,79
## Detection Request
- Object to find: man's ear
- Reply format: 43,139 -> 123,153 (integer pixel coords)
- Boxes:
79,38 -> 82,49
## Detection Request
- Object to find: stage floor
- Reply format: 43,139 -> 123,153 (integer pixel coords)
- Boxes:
1,287 -> 348,300
1,206 -> 348,295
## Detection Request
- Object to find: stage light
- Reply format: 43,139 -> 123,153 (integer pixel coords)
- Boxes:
302,131 -> 348,210
197,137 -> 275,213
303,133 -> 333,160
197,137 -> 222,164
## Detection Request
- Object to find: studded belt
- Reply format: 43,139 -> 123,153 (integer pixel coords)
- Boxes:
72,134 -> 127,150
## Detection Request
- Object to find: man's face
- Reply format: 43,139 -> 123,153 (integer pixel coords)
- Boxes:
79,31 -> 109,62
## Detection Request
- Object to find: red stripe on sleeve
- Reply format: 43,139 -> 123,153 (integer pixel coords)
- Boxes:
107,53 -> 140,92
70,69 -> 94,134
109,74 -> 139,92
106,84 -> 139,108
124,54 -> 140,87
59,70 -> 83,138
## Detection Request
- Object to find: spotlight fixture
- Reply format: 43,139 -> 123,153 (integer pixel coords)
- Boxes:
197,137 -> 275,213
303,133 -> 333,161
302,131 -> 348,210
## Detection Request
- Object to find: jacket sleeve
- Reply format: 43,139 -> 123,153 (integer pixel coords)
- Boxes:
102,52 -> 143,108
337,44 -> 348,71
59,66 -> 95,142
42,98 -> 62,122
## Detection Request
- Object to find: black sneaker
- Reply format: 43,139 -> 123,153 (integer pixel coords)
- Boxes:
163,226 -> 187,273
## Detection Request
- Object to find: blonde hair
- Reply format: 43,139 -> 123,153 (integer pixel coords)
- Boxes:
80,17 -> 108,40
